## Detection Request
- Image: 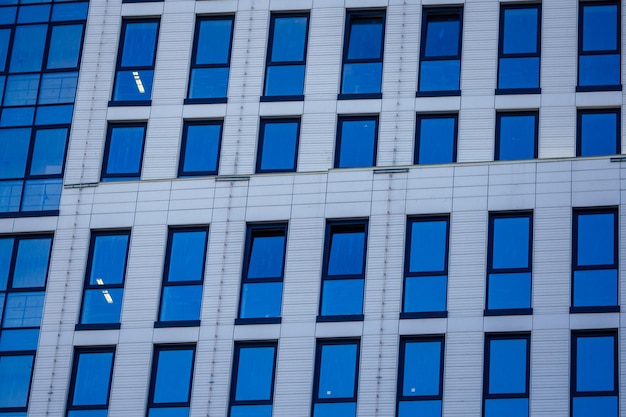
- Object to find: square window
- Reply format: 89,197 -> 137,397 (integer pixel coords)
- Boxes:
402,216 -> 449,318
147,345 -> 196,417
238,224 -> 287,323
578,1 -> 621,91
335,116 -> 378,169
495,112 -> 538,161
319,221 -> 367,321
101,123 -> 146,181
486,213 -> 533,315
262,13 -> 309,100
187,16 -> 234,103
576,109 -> 620,157
256,119 -> 300,173
66,348 -> 115,416
497,4 -> 541,93
415,114 -> 457,164
229,342 -> 277,417
418,8 -> 463,96
178,121 -> 222,177
572,208 -> 618,311
339,10 -> 385,98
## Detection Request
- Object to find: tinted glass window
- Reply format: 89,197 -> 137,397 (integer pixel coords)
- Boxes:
69,350 -> 114,407
578,110 -> 619,157
496,113 -> 537,160
336,117 -> 378,168
341,12 -> 384,95
491,216 -> 530,269
0,354 -> 34,408
401,339 -> 442,396
498,6 -> 540,90
230,344 -> 277,416
257,119 -> 299,172
316,342 -> 358,399
12,237 -> 50,288
148,346 -> 195,417
179,122 -> 221,176
196,19 -> 233,65
327,228 -> 365,276
102,124 -> 146,180
248,235 -> 285,278
415,115 -> 456,164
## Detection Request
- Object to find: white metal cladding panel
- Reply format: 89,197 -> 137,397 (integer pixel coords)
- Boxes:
535,160 -> 572,208
220,111 -> 260,176
460,0 -> 498,96
442,331 -> 483,417
205,336 -> 234,417
538,105 -> 576,159
298,112 -> 337,172
108,342 -> 153,417
246,176 -> 295,213
141,117 -> 184,180
135,181 -> 173,218
372,173 -> 408,216
452,165 -> 488,213
168,179 -> 217,214
28,344 -> 74,416
571,159 -> 621,207
282,217 -> 325,321
377,110 -> 415,167
304,7 -> 344,100
541,1 -> 577,94
448,210 -> 487,316
457,107 -> 495,163
382,3 -> 419,98
533,207 -> 571,315
406,167 -> 454,214
273,336 -> 316,415
529,329 -> 570,417
487,163 -> 537,211
357,333 -> 399,417
291,173 -> 327,219
188,339 -> 213,417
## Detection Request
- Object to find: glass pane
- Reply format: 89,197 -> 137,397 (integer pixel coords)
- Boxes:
573,396 -> 618,417
492,216 -> 530,269
30,128 -> 68,175
10,24 -> 46,72
47,24 -> 83,69
0,107 -> 35,127
121,21 -> 158,67
147,408 -> 189,417
0,328 -> 39,351
398,400 -> 442,417
3,292 -> 44,327
0,128 -> 30,179
328,229 -> 365,275
498,114 -> 536,160
181,124 -> 220,174
21,178 -> 62,211
0,355 -> 33,408
17,4 -> 50,23
105,125 -> 145,176
577,213 -> 614,266
404,275 -> 447,313
502,8 -> 538,54
235,346 -> 275,401
0,238 -> 13,290
573,270 -> 618,307
153,349 -> 194,404
579,54 -> 620,87
271,16 -> 307,62
341,62 -> 382,95
580,112 -> 618,157
347,18 -> 383,59
195,19 -> 232,65
484,398 -> 529,417
403,341 -> 441,396
419,60 -> 460,92
318,343 -> 357,399
51,2 -> 88,21
313,403 -> 356,417
73,352 -> 114,406
248,234 -> 286,278
582,5 -> 617,51
337,119 -> 377,168
417,117 -> 456,165
230,405 -> 272,417
188,67 -> 228,99
38,72 -> 78,104
409,220 -> 447,272
4,74 -> 40,106
159,285 -> 202,322
35,104 -> 74,125
12,237 -> 51,288
498,57 -> 540,90
167,230 -> 207,283
81,288 -> 123,324
264,65 -> 305,97
320,279 -> 363,316
487,273 -> 531,310
259,121 -> 298,171
89,234 -> 129,285
239,282 -> 282,319
576,336 -> 614,392
0,7 -> 16,25
488,338 -> 527,394
0,29 -> 11,71
425,17 -> 460,57
0,180 -> 22,212
113,70 -> 154,101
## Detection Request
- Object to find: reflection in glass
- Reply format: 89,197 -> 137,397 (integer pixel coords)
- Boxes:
336,118 -> 377,168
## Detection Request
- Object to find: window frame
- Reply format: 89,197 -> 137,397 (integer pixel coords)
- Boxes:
334,115 -> 379,169
178,120 -> 223,177
417,7 -> 463,97
414,113 -> 458,165
576,108 -> 621,157
65,347 -> 116,416
496,3 -> 542,95
495,111 -> 539,161
338,9 -> 386,100
101,122 -> 147,181
261,12 -> 310,102
256,117 -> 301,173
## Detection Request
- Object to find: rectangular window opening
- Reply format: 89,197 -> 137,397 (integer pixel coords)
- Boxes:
178,120 -> 222,177
66,347 -> 115,416
256,118 -> 300,173
101,123 -> 147,181
495,112 -> 538,161
335,116 -> 378,169
415,114 -> 458,165
576,109 -> 620,157
147,345 -> 196,417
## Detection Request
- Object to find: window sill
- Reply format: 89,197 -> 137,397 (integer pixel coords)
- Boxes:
484,308 -> 533,316
495,88 -> 541,95
337,93 -> 382,100
576,85 -> 622,93
260,95 -> 304,102
108,100 -> 152,107
235,317 -> 282,325
400,311 -> 448,319
184,98 -> 227,105
0,210 -> 59,218
154,320 -> 200,328
570,306 -> 620,314
316,314 -> 364,323
416,90 -> 461,98
75,323 -> 121,331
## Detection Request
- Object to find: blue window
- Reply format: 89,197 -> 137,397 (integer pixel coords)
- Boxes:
576,109 -> 620,157
418,8 -> 463,96
397,337 -> 445,417
147,345 -> 196,417
179,121 -> 222,177
112,20 -> 159,103
102,123 -> 146,181
415,114 -> 457,164
495,112 -> 538,161
256,119 -> 300,173
572,208 -> 618,312
157,228 -> 208,326
262,13 -> 309,100
229,342 -> 277,417
339,10 -> 385,98
312,339 -> 360,417
486,213 -> 532,315
335,116 -> 378,169
497,4 -> 541,93
571,331 -> 618,417
319,221 -> 367,321
402,217 -> 449,318
578,1 -> 621,91
0,2 -> 87,216
187,16 -> 234,103
483,334 -> 530,417
238,224 -> 287,324
66,348 -> 115,417
79,231 -> 130,329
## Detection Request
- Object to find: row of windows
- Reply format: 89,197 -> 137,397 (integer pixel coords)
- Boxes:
99,107 -> 621,181
70,207 -> 617,331
53,330 -> 619,417
111,2 -> 621,105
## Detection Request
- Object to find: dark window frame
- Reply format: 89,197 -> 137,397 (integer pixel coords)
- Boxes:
485,211 -> 533,316
414,113 -> 458,165
65,347 -> 116,415
146,344 -> 197,414
338,9 -> 386,100
417,7 -> 463,97
0,351 -> 36,413
576,108 -> 621,157
185,15 -> 235,105
101,122 -> 147,181
571,207 -> 619,313
261,11 -> 310,102
495,111 -> 539,161
255,117 -> 301,173
178,120 -> 223,177
334,115 -> 379,169
496,3 -> 542,95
